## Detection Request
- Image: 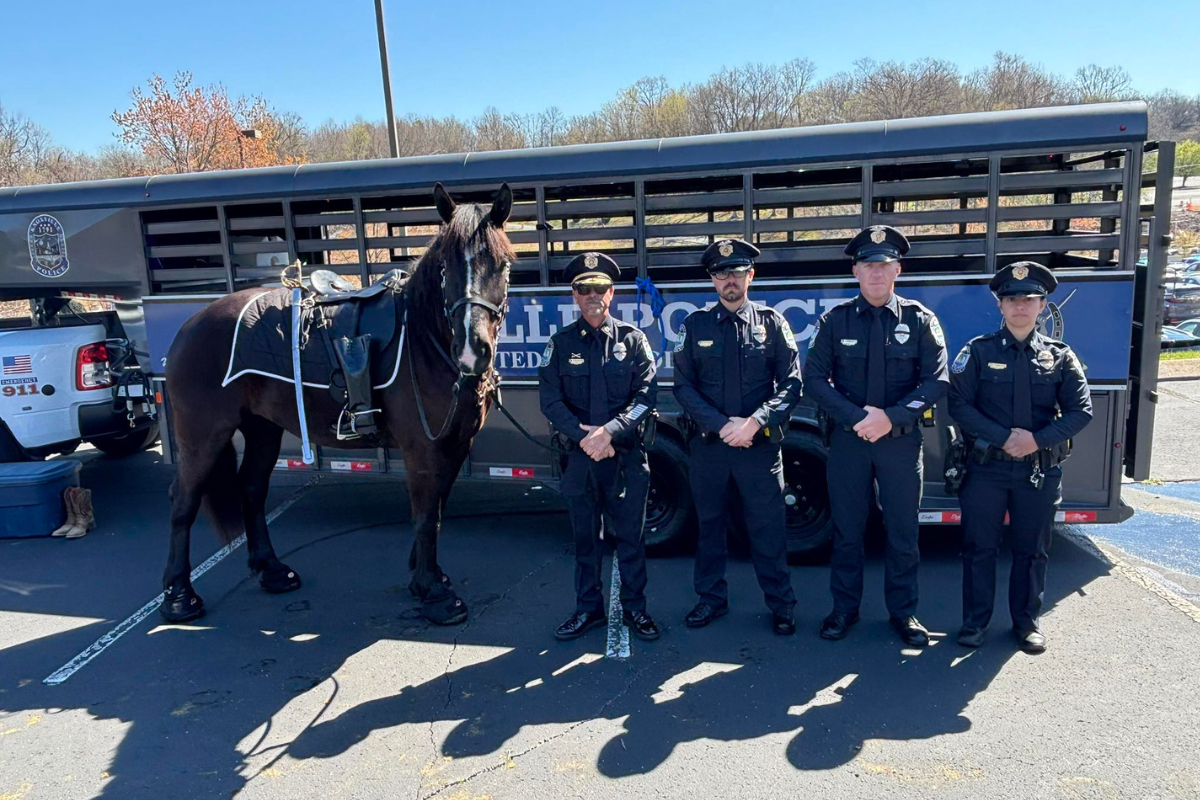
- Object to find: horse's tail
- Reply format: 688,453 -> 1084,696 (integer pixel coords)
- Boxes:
201,442 -> 244,546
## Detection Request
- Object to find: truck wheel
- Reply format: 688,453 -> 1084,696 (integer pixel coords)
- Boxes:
644,435 -> 696,556
92,422 -> 160,458
782,433 -> 835,563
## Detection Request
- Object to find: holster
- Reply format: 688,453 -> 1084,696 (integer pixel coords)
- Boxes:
970,438 -> 993,466
943,425 -> 968,495
818,408 -> 833,448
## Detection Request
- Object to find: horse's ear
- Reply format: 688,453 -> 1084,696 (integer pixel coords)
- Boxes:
434,183 -> 456,224
489,183 -> 512,227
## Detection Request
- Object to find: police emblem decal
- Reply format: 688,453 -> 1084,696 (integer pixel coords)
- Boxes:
541,339 -> 555,365
753,324 -> 767,344
27,214 -> 70,278
584,253 -> 598,269
568,353 -> 585,366
950,346 -> 971,374
1012,265 -> 1029,281
718,241 -> 733,258
870,228 -> 886,244
673,324 -> 687,353
612,342 -> 628,361
929,316 -> 945,347
1037,349 -> 1055,369
894,323 -> 910,344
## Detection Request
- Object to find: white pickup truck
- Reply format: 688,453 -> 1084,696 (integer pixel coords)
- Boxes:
0,317 -> 158,459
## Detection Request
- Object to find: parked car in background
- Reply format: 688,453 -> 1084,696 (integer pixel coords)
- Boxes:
1161,326 -> 1200,350
1165,286 -> 1200,323
1173,318 -> 1200,337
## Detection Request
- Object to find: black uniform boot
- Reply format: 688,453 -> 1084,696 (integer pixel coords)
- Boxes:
332,334 -> 378,440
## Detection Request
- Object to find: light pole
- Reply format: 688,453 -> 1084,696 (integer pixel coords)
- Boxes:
239,128 -> 262,169
375,0 -> 400,158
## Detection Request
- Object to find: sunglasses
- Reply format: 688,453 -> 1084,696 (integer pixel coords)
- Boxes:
572,283 -> 611,296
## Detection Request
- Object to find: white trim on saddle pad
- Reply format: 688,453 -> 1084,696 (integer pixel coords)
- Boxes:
221,291 -> 406,391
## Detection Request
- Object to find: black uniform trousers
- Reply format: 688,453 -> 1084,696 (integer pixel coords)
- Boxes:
561,446 -> 650,616
827,427 -> 923,618
689,437 -> 796,613
959,460 -> 1062,633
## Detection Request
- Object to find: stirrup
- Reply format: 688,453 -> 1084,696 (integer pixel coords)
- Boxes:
335,406 -> 381,441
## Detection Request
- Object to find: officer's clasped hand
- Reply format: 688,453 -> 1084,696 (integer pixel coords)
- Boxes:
719,416 -> 761,448
852,406 -> 893,443
1003,428 -> 1039,458
579,424 -> 616,461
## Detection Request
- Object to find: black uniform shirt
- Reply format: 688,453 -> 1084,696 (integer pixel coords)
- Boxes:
672,300 -> 802,434
803,293 -> 950,428
948,326 -> 1092,449
538,315 -> 657,444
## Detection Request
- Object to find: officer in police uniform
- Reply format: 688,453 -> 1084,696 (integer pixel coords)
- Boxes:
673,239 -> 801,635
948,261 -> 1092,653
804,225 -> 949,646
539,252 -> 660,642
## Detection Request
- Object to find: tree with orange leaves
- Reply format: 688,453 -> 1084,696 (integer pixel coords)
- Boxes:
112,71 -> 304,173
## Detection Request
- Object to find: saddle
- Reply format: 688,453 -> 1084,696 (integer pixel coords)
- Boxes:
304,269 -> 410,441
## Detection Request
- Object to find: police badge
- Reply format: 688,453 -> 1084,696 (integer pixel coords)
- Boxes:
612,342 -> 628,361
753,324 -> 767,344
1012,265 -> 1029,281
894,323 -> 910,344
719,241 -> 734,258
584,253 -> 598,269
27,214 -> 70,278
1036,349 -> 1055,370
870,228 -> 886,244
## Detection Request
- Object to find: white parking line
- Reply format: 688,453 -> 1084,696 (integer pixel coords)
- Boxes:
43,478 -> 318,686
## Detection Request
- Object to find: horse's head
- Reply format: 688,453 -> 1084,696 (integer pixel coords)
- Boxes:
432,182 -> 514,377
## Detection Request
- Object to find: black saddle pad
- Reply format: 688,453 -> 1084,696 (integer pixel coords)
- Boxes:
222,287 -> 406,391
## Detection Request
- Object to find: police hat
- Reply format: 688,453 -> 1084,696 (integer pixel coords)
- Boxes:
701,239 -> 760,274
989,261 -> 1057,298
563,251 -> 620,287
845,225 -> 910,263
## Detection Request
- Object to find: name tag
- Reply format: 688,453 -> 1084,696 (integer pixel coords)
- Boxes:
987,362 -> 1007,370
840,339 -> 858,346
698,340 -> 714,348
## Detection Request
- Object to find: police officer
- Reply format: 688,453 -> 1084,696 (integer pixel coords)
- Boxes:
804,225 -> 949,646
948,261 -> 1092,654
673,239 -> 801,635
539,252 -> 660,642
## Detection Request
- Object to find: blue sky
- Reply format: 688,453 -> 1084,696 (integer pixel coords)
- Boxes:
1,0 -> 1195,153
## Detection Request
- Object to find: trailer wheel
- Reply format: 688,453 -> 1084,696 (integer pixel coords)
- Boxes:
644,435 -> 696,556
781,433 -> 835,562
92,422 -> 160,458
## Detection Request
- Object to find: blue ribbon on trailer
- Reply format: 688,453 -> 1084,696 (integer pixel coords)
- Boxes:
635,276 -> 668,359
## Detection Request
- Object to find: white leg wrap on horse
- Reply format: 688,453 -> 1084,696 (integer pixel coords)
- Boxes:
291,287 -> 315,464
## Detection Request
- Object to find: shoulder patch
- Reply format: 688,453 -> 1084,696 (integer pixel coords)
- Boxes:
808,319 -> 821,349
780,318 -> 797,350
541,339 -> 555,366
929,315 -> 945,348
673,323 -> 687,353
950,344 -> 971,374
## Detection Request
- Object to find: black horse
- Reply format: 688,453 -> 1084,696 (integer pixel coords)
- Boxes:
159,183 -> 514,626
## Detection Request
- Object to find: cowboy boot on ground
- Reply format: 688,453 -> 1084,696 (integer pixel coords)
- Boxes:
51,487 -> 80,537
65,488 -> 95,539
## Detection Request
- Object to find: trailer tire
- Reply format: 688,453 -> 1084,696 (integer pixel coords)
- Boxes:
644,435 -> 696,556
92,422 -> 160,458
781,433 -> 835,563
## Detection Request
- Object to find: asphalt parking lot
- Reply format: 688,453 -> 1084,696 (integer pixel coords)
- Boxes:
2,401 -> 1200,799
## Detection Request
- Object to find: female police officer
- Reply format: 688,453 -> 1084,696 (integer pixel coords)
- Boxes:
948,261 -> 1092,653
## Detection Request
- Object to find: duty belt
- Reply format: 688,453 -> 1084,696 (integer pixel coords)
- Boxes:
840,424 -> 913,438
988,449 -> 1042,463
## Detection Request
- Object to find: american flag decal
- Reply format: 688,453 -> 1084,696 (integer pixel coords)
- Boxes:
2,355 -> 32,375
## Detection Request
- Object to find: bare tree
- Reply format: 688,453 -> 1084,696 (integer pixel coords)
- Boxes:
1073,64 -> 1135,104
963,52 -> 1070,112
848,57 -> 964,121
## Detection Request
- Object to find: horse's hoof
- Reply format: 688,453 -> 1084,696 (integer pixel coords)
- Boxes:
419,589 -> 468,626
160,585 -> 205,623
260,565 -> 302,594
